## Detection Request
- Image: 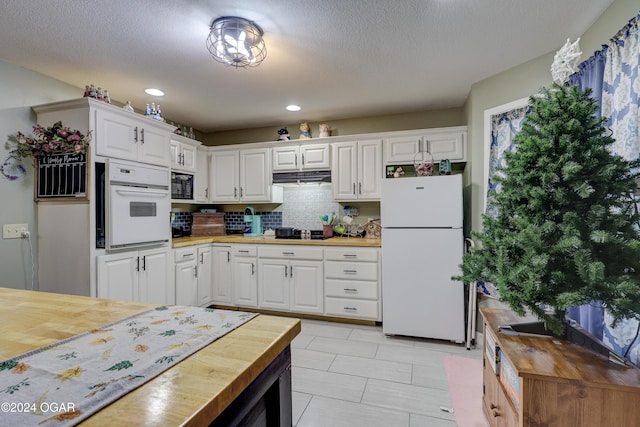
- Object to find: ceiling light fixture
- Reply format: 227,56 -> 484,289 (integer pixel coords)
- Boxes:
206,16 -> 267,69
144,88 -> 165,96
286,105 -> 301,112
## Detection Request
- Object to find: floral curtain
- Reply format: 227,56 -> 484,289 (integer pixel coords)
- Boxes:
600,14 -> 640,365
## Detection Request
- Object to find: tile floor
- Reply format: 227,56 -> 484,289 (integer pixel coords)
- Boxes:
290,319 -> 484,427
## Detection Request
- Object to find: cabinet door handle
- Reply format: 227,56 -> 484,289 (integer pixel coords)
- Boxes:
140,128 -> 145,144
134,126 -> 139,143
194,265 -> 198,277
234,187 -> 237,198
227,251 -> 230,262
142,255 -> 146,271
295,154 -> 298,168
301,153 -> 305,166
359,182 -> 362,195
284,265 -> 288,278
136,256 -> 140,272
240,187 -> 243,198
205,188 -> 209,198
200,253 -> 204,264
290,265 -> 293,278
251,263 -> 255,276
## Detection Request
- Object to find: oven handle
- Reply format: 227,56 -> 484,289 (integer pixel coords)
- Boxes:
114,188 -> 169,197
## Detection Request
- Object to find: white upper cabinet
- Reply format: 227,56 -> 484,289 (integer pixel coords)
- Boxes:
95,106 -> 172,166
210,147 -> 282,203
332,139 -> 382,201
170,134 -> 199,172
384,127 -> 467,164
272,143 -> 330,171
194,146 -> 210,203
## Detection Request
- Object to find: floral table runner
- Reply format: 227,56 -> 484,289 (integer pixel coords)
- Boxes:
0,305 -> 257,426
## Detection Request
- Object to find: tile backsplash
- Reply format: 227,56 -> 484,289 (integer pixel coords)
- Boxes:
171,184 -> 378,235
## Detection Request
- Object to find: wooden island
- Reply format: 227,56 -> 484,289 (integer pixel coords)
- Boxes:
0,287 -> 300,426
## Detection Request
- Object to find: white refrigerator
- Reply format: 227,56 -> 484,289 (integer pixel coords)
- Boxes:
381,174 -> 465,342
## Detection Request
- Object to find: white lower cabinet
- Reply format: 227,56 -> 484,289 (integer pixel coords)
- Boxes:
258,246 -> 324,314
233,245 -> 258,307
211,244 -> 233,304
324,247 -> 381,321
97,247 -> 173,305
174,247 -> 197,306
174,245 -> 212,307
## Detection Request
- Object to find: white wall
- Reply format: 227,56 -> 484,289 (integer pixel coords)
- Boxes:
0,59 -> 80,289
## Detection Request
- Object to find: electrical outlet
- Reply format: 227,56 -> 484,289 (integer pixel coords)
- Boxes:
3,224 -> 28,239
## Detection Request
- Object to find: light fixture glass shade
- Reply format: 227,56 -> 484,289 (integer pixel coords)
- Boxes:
206,16 -> 266,68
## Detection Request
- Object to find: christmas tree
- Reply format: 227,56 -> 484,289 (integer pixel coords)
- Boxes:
460,83 -> 640,334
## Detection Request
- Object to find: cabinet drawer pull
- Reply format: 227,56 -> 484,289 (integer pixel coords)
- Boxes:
344,306 -> 358,311
183,253 -> 194,258
238,250 -> 250,253
342,254 -> 357,258
282,252 -> 295,256
343,288 -> 358,292
343,269 -> 358,274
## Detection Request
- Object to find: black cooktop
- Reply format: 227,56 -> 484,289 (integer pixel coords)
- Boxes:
275,229 -> 328,240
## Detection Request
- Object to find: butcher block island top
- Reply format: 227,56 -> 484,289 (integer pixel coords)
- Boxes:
0,287 -> 300,426
173,234 -> 381,248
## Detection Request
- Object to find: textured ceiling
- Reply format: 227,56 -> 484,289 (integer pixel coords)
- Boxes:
0,0 -> 614,132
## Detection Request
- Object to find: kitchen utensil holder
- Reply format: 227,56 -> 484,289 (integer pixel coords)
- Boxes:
414,151 -> 435,176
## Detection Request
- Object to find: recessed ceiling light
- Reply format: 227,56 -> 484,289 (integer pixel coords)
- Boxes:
145,88 -> 165,96
286,104 -> 301,112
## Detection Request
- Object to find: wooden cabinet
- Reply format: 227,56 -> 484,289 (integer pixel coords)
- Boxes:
332,139 -> 382,201
481,308 -> 640,427
384,127 -> 467,164
95,106 -> 172,166
194,146 -> 210,203
272,143 -> 330,171
211,244 -> 233,304
210,148 -> 282,203
170,134 -> 199,172
233,245 -> 258,307
258,245 -> 324,314
324,247 -> 380,320
97,247 -> 173,304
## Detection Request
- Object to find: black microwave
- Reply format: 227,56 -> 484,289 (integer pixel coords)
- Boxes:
171,172 -> 194,200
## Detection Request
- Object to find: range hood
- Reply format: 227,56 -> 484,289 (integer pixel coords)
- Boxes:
273,170 -> 331,184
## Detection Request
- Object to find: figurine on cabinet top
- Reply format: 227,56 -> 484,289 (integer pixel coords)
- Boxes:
277,127 -> 290,141
319,123 -> 331,138
299,122 -> 311,139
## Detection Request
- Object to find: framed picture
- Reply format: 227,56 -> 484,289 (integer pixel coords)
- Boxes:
35,151 -> 89,201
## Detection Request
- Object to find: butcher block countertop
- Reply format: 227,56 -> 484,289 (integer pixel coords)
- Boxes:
0,287 -> 300,426
172,234 -> 381,248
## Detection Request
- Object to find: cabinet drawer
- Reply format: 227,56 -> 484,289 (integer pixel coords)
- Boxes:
258,245 -> 323,260
325,279 -> 378,300
325,297 -> 378,320
233,245 -> 257,257
324,247 -> 378,262
174,247 -> 197,263
325,261 -> 378,281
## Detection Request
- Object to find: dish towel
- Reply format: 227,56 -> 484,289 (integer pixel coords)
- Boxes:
0,305 -> 257,426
